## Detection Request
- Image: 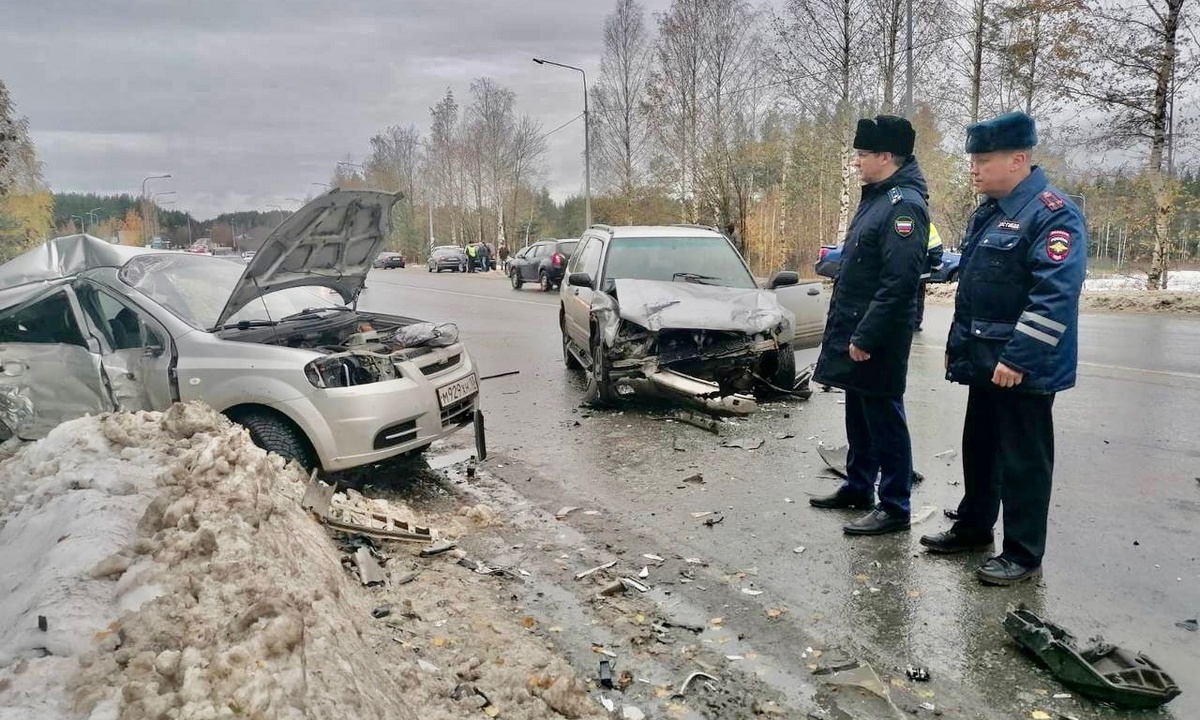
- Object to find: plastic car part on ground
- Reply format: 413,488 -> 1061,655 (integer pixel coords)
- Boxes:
1003,607 -> 1182,709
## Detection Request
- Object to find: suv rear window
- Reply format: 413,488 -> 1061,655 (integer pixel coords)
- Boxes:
556,241 -> 578,256
603,237 -> 756,289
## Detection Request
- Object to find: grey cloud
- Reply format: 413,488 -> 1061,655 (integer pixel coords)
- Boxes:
4,0 -> 672,219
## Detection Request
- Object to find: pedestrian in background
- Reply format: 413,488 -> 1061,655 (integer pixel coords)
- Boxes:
920,112 -> 1086,586
809,115 -> 929,536
914,222 -> 943,332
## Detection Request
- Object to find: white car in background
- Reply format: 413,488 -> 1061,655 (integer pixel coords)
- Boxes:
0,190 -> 482,470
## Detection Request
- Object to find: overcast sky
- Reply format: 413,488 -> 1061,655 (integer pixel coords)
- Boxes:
1,0 -> 672,220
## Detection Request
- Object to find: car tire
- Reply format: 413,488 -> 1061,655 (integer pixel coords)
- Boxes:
511,268 -> 524,290
228,408 -> 317,471
585,331 -> 618,406
770,342 -> 797,391
539,270 -> 553,292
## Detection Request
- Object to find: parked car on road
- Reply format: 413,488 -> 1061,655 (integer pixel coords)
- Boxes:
509,239 -> 578,291
373,251 -> 406,269
559,224 -> 826,413
428,246 -> 468,273
815,244 -> 962,282
0,191 -> 482,472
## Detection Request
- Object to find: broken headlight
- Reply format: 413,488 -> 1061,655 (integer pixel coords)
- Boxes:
304,353 -> 395,388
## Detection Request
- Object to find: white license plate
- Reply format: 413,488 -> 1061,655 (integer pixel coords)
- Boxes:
437,374 -> 478,408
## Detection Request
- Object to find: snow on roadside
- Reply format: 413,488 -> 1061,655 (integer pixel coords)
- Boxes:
0,403 -> 602,720
1084,269 -> 1200,292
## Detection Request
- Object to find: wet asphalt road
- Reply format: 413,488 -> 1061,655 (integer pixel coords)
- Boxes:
360,267 -> 1200,719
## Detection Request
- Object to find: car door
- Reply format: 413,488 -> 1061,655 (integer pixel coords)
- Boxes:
0,287 -> 111,439
563,236 -> 604,348
522,244 -> 545,280
75,280 -> 176,412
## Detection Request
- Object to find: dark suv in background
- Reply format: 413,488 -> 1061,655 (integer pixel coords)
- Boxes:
509,239 -> 578,291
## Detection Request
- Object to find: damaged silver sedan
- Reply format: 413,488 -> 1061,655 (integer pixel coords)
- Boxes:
560,224 -> 826,414
0,190 -> 481,470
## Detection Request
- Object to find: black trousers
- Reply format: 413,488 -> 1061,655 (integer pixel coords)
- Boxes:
915,280 -> 928,329
842,391 -> 913,517
953,385 -> 1056,567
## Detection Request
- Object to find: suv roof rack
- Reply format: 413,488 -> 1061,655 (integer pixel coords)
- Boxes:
673,223 -> 722,233
589,223 -> 613,232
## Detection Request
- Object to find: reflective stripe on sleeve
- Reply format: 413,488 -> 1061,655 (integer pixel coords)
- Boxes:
1016,322 -> 1060,347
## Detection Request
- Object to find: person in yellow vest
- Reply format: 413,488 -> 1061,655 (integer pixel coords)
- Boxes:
915,223 -> 944,331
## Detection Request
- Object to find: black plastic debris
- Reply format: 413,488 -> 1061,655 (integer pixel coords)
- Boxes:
1004,608 -> 1181,709
703,514 -> 725,527
420,539 -> 457,557
371,605 -> 392,619
37,615 -> 47,632
1176,618 -> 1198,632
905,665 -> 931,682
599,658 -> 615,688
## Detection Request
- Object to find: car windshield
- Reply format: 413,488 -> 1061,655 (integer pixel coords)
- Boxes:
119,253 -> 345,330
602,237 -> 756,289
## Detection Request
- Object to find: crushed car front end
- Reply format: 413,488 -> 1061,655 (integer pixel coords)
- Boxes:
590,279 -> 797,414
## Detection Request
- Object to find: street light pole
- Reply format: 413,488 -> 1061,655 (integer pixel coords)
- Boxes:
141,174 -> 171,245
86,207 -> 102,234
533,57 -> 591,229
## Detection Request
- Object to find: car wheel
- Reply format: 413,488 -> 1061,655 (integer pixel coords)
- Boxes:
539,270 -> 553,292
585,331 -> 618,406
228,408 -> 317,471
769,342 -> 797,392
511,268 -> 524,290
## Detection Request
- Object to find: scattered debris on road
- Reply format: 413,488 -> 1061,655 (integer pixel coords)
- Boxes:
723,437 -> 765,450
672,671 -> 719,699
576,560 -> 618,579
1175,618 -> 1198,632
419,539 -> 458,557
479,370 -> 521,381
905,665 -> 931,682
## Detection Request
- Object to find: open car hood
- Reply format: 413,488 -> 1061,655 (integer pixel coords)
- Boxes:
611,278 -> 793,335
214,189 -> 400,328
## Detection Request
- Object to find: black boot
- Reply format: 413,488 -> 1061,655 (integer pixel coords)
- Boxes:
975,556 -> 1041,586
920,528 -> 994,554
843,508 -> 910,536
809,490 -> 874,510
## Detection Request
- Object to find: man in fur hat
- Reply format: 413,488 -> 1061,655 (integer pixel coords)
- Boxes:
920,111 -> 1086,586
810,115 -> 929,536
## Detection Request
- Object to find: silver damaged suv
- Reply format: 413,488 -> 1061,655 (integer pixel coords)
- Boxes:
0,190 -> 481,470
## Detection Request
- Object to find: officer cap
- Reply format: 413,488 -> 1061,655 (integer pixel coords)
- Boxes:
965,111 -> 1038,154
853,115 -> 915,157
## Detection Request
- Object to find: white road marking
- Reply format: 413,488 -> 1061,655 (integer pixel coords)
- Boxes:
914,342 -> 1200,381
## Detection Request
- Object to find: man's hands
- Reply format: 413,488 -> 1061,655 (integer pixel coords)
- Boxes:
992,362 -> 1024,388
849,343 -> 871,362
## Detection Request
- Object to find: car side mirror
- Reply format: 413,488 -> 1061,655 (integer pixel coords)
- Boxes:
768,270 -> 800,289
568,272 -> 594,289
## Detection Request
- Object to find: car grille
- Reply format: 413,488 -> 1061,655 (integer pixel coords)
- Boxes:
373,419 -> 418,450
419,353 -> 462,377
440,394 -> 476,428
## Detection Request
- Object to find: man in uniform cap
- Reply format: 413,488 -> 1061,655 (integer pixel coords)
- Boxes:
810,115 -> 929,536
920,111 -> 1086,585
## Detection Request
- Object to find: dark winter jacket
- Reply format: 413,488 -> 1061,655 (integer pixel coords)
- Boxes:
945,167 -> 1086,393
813,158 -> 930,397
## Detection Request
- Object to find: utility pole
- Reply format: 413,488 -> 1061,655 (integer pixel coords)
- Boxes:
905,0 -> 914,117
533,57 -> 591,229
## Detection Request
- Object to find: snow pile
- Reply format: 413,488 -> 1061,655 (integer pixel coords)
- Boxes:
1084,269 -> 1200,292
0,404 -> 603,720
1,403 -> 418,720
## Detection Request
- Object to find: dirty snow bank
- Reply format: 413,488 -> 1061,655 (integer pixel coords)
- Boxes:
1,404 -> 419,720
1083,269 -> 1200,292
925,271 -> 1200,313
0,404 -> 602,720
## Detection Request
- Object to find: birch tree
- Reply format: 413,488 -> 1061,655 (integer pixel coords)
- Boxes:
593,0 -> 653,221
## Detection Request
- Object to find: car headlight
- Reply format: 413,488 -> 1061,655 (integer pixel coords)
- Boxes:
304,354 -> 395,388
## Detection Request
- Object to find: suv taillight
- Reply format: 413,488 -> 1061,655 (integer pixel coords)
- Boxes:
819,247 -> 830,260
552,253 -> 564,267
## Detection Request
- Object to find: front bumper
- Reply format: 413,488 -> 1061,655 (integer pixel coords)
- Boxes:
276,347 -> 480,471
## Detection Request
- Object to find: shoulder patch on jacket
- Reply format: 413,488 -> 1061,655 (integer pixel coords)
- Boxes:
889,187 -> 903,205
894,216 -> 915,236
1039,191 -> 1065,211
1046,229 -> 1072,262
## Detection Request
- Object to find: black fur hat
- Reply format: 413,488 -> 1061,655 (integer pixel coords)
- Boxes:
853,115 -> 916,157
966,111 -> 1038,153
